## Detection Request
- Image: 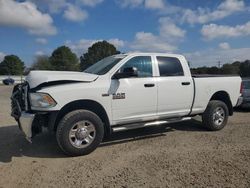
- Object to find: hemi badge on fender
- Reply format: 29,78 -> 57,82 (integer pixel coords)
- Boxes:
113,93 -> 125,99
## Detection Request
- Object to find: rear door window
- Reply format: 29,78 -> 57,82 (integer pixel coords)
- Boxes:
157,56 -> 184,76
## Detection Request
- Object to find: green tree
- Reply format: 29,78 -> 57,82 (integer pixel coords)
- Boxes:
31,55 -> 52,70
0,55 -> 25,75
80,41 -> 120,71
221,63 -> 240,75
50,46 -> 79,71
191,66 -> 210,74
207,66 -> 221,74
239,60 -> 250,77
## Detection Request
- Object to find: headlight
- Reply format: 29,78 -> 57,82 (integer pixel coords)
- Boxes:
29,93 -> 57,108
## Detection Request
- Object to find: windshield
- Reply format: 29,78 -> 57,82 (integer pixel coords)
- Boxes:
243,80 -> 250,89
84,55 -> 126,75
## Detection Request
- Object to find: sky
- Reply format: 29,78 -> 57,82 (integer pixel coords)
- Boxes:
0,0 -> 250,68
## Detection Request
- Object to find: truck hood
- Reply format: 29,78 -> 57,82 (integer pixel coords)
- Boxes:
26,71 -> 98,89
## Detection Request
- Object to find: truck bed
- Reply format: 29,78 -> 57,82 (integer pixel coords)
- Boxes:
190,76 -> 242,115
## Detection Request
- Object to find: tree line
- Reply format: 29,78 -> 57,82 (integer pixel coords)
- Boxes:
191,61 -> 250,77
0,40 -> 250,77
0,41 -> 119,75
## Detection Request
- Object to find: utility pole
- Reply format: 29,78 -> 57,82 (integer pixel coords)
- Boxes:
218,61 -> 221,68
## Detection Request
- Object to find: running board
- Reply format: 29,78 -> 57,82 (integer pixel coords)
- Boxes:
112,117 -> 192,133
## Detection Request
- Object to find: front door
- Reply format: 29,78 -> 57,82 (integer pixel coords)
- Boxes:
111,56 -> 157,125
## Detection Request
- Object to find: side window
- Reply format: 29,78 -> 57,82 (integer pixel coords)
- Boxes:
121,56 -> 153,77
157,56 -> 184,76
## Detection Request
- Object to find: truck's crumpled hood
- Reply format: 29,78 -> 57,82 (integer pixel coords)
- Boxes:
26,71 -> 98,89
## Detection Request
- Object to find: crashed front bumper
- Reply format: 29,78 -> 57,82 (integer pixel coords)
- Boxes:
11,83 -> 35,141
18,112 -> 35,142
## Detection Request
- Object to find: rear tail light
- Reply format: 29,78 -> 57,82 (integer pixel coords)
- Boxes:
240,82 -> 243,94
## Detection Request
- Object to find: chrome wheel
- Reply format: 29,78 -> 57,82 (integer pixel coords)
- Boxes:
213,107 -> 225,126
69,120 -> 96,149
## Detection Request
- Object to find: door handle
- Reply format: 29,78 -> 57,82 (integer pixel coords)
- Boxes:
144,83 -> 155,88
182,82 -> 191,86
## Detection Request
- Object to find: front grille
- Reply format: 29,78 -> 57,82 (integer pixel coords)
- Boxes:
11,83 -> 28,119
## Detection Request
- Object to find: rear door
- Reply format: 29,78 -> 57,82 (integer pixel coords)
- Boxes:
155,56 -> 194,117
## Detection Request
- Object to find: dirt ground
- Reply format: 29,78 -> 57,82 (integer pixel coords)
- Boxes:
0,85 -> 249,188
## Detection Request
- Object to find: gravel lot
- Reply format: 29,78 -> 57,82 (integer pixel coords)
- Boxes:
0,85 -> 249,188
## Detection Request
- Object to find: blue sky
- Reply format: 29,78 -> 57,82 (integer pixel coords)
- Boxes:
0,0 -> 250,67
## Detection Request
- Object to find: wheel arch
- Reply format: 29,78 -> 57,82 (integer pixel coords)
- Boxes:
53,100 -> 111,137
210,91 -> 233,116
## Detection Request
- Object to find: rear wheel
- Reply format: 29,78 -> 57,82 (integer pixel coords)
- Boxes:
202,100 -> 229,131
56,110 -> 104,156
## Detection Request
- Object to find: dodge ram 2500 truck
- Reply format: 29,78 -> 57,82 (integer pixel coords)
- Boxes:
11,53 -> 243,156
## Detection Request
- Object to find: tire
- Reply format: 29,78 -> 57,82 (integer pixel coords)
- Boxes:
202,100 -> 229,131
56,110 -> 104,156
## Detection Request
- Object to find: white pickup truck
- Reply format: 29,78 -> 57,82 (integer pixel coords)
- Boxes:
11,53 -> 243,156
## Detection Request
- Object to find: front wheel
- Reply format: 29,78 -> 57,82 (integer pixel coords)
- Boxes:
202,100 -> 229,131
56,110 -> 104,156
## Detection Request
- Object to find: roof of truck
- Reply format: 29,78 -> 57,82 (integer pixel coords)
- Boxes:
111,53 -> 185,60
124,52 -> 183,56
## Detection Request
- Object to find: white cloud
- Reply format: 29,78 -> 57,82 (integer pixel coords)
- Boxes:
66,38 -> 126,56
159,17 -> 186,39
0,52 -> 6,62
65,39 -> 96,55
144,0 -> 164,9
128,16 -> 185,52
118,0 -> 246,24
0,0 -> 57,35
78,0 -> 104,7
122,15 -> 185,52
118,0 -> 164,9
35,51 -> 45,56
30,0 -> 67,13
219,42 -> 231,50
130,32 -> 177,52
182,0 -> 245,24
218,0 -> 245,12
201,22 -> 250,40
31,1 -> 90,22
185,47 -> 250,67
67,22 -> 184,54
118,0 -> 144,8
107,38 -> 125,48
63,4 -> 88,22
48,0 -> 67,13
36,38 -> 48,44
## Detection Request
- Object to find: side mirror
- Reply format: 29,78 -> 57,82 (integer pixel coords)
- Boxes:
113,67 -> 138,79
